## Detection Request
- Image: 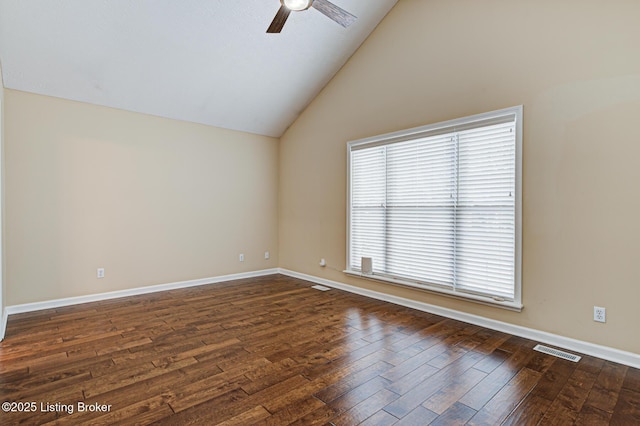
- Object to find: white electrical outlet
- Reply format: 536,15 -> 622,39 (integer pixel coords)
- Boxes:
264,251 -> 270,260
239,253 -> 245,262
594,306 -> 606,323
97,268 -> 105,279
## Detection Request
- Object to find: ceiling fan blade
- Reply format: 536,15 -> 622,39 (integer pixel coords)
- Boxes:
311,0 -> 357,28
267,5 -> 291,33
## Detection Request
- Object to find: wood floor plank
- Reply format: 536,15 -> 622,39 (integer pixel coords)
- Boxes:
259,375 -> 325,414
168,368 -> 255,413
0,351 -> 69,374
154,388 -> 251,425
2,370 -> 92,402
314,360 -> 393,403
382,350 -> 485,418
501,394 -> 553,426
527,353 -> 578,401
242,357 -> 299,390
430,401 -> 477,426
393,405 -> 439,425
467,367 -> 541,425
359,409 -> 399,426
288,404 -> 339,426
254,396 -> 324,426
609,388 -> 640,425
330,388 -> 399,425
472,348 -> 510,374
422,366 -> 487,414
581,361 -> 628,414
327,375 -> 392,416
0,274 -> 638,425
83,357 -> 198,399
458,345 -> 535,410
385,361 -> 440,396
303,339 -> 392,381
574,404 -> 613,425
538,355 -> 604,425
215,405 -> 271,426
621,365 -> 640,390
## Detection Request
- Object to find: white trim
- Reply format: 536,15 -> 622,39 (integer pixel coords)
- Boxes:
343,269 -> 523,312
278,268 -> 640,369
514,105 -> 523,308
4,269 -> 278,316
347,106 -> 522,150
346,106 -> 523,308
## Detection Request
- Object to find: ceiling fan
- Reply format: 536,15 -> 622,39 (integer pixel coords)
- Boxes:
267,0 -> 357,33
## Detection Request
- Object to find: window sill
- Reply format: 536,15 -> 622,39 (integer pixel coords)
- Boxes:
343,270 -> 523,312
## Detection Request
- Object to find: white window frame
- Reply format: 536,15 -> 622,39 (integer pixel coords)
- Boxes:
345,106 -> 523,311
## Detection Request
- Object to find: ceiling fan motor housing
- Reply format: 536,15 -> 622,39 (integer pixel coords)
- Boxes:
281,0 -> 313,12
268,0 -> 356,33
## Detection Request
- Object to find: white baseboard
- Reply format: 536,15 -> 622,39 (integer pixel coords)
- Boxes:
3,268 -> 279,319
278,268 -> 640,369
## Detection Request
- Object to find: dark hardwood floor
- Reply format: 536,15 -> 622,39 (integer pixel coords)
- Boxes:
0,274 -> 638,425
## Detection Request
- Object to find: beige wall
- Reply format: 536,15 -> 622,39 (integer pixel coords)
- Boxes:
279,0 -> 640,354
5,90 -> 278,305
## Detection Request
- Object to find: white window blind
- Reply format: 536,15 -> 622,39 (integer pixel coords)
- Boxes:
347,107 -> 522,307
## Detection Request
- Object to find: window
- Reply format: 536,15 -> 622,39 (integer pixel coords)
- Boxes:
346,106 -> 522,310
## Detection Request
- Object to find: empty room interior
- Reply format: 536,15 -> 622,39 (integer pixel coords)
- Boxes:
1,0 -> 639,425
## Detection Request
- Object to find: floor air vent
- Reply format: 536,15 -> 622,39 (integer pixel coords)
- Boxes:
311,285 -> 331,291
534,344 -> 581,362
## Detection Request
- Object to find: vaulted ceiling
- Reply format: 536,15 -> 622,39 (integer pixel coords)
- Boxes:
0,0 -> 397,137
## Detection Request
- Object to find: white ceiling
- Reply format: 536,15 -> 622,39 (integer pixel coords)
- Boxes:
0,0 -> 396,137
